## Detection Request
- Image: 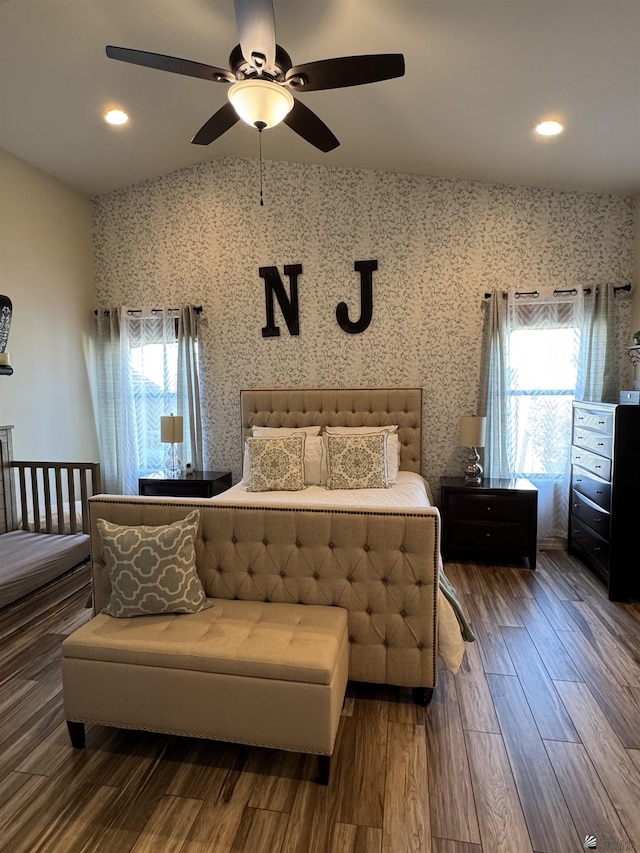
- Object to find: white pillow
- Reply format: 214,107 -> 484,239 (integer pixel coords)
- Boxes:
324,426 -> 399,483
245,435 -> 306,492
325,433 -> 389,490
251,426 -> 322,436
243,431 -> 325,485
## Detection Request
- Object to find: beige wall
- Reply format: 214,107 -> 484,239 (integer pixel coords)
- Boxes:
0,148 -> 99,461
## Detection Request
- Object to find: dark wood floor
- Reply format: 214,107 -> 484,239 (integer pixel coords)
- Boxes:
1,551 -> 639,853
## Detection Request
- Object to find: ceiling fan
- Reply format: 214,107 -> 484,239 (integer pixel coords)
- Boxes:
106,0 -> 405,152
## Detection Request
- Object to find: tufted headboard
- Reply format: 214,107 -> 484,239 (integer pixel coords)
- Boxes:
240,388 -> 422,474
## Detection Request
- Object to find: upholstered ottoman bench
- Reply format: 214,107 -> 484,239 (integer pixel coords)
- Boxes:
62,598 -> 349,784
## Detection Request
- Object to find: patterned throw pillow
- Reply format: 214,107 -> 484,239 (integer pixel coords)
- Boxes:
97,510 -> 208,617
326,433 -> 390,489
246,435 -> 306,492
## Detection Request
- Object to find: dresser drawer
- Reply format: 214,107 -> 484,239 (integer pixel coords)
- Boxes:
570,490 -> 610,540
572,427 -> 613,459
573,408 -> 614,436
571,467 -> 611,511
571,446 -> 611,481
570,515 -> 610,577
448,492 -> 531,523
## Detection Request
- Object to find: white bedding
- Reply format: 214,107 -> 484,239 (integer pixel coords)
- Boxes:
212,470 -> 432,509
212,471 -> 466,673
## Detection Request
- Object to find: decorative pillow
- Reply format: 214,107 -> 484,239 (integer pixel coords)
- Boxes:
324,426 -> 399,483
250,428 -> 324,485
325,433 -> 390,490
97,510 -> 208,618
246,435 -> 306,492
243,431 -> 323,485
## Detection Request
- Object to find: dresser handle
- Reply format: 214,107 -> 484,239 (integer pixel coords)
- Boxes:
597,442 -> 604,447
595,490 -> 603,494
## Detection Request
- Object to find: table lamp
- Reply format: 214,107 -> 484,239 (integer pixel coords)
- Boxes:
161,414 -> 183,478
459,415 -> 486,485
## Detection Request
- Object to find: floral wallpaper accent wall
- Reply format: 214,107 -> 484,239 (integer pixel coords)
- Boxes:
92,157 -> 634,489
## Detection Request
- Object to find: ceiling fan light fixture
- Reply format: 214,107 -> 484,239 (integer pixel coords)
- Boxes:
228,79 -> 294,129
535,119 -> 564,137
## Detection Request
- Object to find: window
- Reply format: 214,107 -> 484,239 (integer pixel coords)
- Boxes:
509,326 -> 579,478
95,306 -> 202,495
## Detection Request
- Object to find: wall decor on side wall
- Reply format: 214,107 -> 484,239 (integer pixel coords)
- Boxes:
0,295 -> 13,376
260,260 -> 378,338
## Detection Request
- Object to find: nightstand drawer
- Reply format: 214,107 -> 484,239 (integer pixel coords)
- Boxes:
571,467 -> 611,512
572,428 -> 613,459
571,447 -> 611,481
448,519 -> 529,551
570,490 -> 610,539
448,492 -> 531,523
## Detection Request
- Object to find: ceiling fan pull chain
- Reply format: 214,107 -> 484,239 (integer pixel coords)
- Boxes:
256,120 -> 266,206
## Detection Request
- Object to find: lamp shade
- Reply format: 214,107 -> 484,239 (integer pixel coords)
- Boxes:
228,79 -> 294,129
161,414 -> 183,444
459,415 -> 486,448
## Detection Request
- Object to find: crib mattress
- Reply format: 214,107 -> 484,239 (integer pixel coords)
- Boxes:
0,530 -> 89,609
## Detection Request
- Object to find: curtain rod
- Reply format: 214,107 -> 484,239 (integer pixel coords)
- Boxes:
94,306 -> 203,316
483,284 -> 631,299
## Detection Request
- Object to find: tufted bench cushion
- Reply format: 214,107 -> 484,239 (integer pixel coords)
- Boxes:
62,599 -> 349,782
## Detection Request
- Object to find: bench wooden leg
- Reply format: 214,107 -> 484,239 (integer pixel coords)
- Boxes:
412,687 -> 434,707
67,721 -> 86,748
317,754 -> 330,785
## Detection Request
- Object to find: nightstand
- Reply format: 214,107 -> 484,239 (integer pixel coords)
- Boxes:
439,477 -> 538,568
138,470 -> 232,498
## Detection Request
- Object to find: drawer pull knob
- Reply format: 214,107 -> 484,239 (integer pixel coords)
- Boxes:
486,533 -> 491,538
597,442 -> 604,447
593,546 -> 601,552
595,490 -> 602,494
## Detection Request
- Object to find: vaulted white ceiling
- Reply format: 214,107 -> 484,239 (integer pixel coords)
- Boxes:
1,0 -> 639,198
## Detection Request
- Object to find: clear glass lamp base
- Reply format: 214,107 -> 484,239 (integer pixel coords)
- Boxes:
464,447 -> 483,485
164,445 -> 182,479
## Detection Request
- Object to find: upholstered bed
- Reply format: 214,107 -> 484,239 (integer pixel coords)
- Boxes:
215,388 -> 469,674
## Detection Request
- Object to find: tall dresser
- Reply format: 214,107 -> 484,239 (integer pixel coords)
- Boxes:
569,401 -> 639,601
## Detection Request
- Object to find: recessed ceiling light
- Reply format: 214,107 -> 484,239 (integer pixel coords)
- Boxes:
535,119 -> 564,137
104,108 -> 129,126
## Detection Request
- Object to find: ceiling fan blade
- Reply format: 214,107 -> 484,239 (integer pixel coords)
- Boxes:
106,46 -> 235,83
191,102 -> 240,145
233,0 -> 276,74
286,54 -> 405,92
283,99 -> 339,152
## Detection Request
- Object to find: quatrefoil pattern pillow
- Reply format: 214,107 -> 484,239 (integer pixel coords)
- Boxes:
98,510 -> 209,617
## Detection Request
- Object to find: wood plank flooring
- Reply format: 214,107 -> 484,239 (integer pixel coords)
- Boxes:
1,551 -> 639,852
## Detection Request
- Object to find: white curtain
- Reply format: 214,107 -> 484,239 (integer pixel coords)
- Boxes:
479,285 -> 619,547
95,306 -> 203,495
